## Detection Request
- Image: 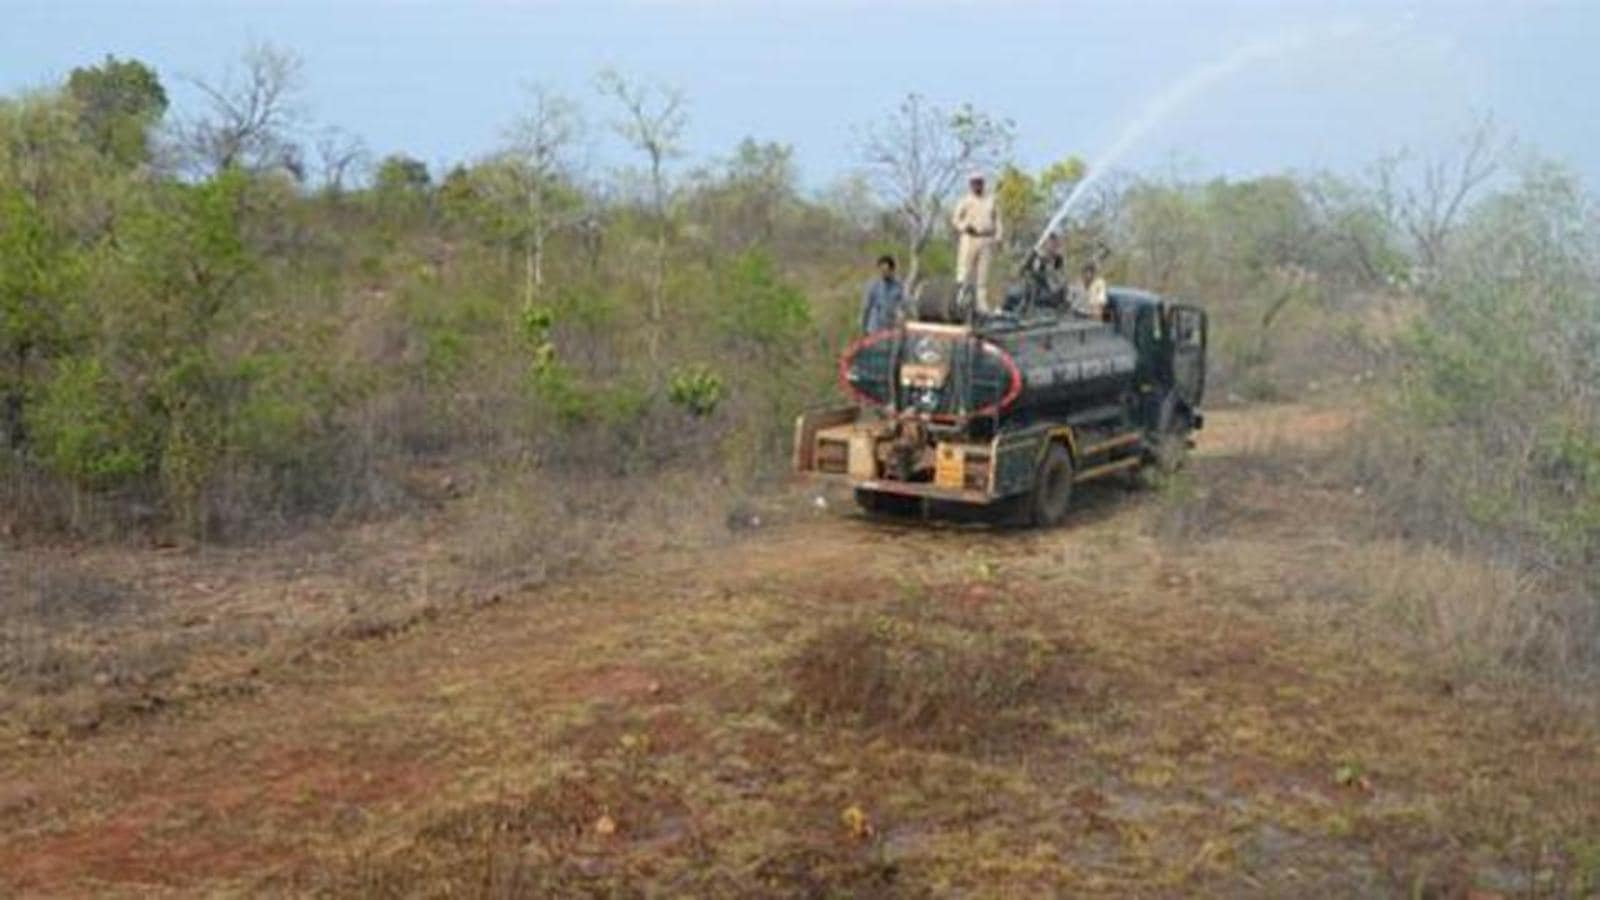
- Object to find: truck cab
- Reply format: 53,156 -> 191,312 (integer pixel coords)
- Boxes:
1106,289 -> 1208,416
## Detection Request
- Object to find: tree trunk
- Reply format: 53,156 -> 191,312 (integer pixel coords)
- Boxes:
649,225 -> 665,364
584,220 -> 603,275
3,342 -> 28,450
648,153 -> 667,367
906,216 -> 934,299
905,229 -> 922,294
525,188 -> 546,308
905,245 -> 922,299
523,235 -> 536,310
533,229 -> 545,297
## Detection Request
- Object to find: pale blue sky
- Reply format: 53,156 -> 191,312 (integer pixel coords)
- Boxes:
4,0 -> 1595,189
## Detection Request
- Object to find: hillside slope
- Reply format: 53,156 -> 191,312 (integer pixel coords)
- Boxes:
2,404 -> 1597,897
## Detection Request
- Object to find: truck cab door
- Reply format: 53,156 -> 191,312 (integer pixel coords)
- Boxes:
1116,303 -> 1163,387
1169,304 -> 1207,407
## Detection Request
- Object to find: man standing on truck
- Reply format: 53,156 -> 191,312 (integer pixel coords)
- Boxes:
860,254 -> 905,333
1070,260 -> 1108,320
951,170 -> 1003,314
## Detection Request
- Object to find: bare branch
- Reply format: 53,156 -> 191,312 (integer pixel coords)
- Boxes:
486,84 -> 588,304
181,42 -> 307,177
313,126 -> 368,195
595,70 -> 687,361
1393,113 -> 1513,276
857,93 -> 1013,287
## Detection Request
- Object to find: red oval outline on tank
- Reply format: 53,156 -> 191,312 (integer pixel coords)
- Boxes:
978,340 -> 1024,416
837,328 -> 898,406
839,330 -> 1022,416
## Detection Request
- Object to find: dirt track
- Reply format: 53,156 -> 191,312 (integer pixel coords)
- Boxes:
2,405 -> 1598,897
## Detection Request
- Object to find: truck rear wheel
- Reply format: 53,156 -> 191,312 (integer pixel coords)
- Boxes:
1029,443 -> 1075,527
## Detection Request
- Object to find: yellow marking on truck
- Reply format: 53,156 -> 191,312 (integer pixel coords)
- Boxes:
1045,426 -> 1078,463
1080,432 -> 1142,457
935,443 -> 966,490
847,432 -> 878,478
1073,457 -> 1141,483
899,362 -> 949,388
985,433 -> 1003,495
905,322 -> 972,336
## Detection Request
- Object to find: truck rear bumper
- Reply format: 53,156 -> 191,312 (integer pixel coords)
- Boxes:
795,406 -> 1009,506
801,471 -> 998,505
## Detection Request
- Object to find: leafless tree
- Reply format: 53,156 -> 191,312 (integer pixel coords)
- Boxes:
182,43 -> 306,177
860,94 -> 1013,289
500,85 -> 585,306
820,173 -> 881,237
314,126 -> 369,197
1121,180 -> 1197,291
596,69 -> 686,363
1379,114 -> 1513,278
1303,172 -> 1393,288
1066,170 -> 1131,270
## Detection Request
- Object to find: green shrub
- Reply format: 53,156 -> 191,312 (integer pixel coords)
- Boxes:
667,365 -> 723,417
529,362 -> 590,427
29,355 -> 149,486
1378,163 -> 1600,568
716,250 -> 808,350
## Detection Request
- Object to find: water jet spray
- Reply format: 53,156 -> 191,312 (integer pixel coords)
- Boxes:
1033,21 -> 1368,254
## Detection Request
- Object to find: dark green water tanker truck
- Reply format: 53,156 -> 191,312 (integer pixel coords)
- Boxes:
794,272 -> 1208,525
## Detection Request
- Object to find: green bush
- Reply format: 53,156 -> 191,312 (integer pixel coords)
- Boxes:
29,356 -> 149,486
1380,162 -> 1600,567
716,250 -> 809,350
667,365 -> 724,417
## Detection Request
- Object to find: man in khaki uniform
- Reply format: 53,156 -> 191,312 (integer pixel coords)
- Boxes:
1070,260 -> 1109,320
1082,261 -> 1108,319
950,170 -> 1003,313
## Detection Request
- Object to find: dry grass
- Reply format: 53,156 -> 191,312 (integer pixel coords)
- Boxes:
1318,542 -> 1591,680
1143,408 -> 1325,543
1153,402 -> 1600,692
0,564 -> 185,734
452,467 -> 735,584
0,461 -> 748,739
4,402 -> 1600,897
785,602 -> 1073,752
321,774 -> 701,897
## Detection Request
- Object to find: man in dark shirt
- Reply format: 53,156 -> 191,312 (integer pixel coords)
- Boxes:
1036,232 -> 1069,303
860,254 -> 905,333
1009,232 -> 1068,314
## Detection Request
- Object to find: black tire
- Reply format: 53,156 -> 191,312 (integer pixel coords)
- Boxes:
908,277 -> 961,324
854,488 -> 919,518
1029,443 -> 1075,527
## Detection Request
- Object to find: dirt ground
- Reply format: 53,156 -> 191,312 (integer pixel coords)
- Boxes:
2,403 -> 1598,897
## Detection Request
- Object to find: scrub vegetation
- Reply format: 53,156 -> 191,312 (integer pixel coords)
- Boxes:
2,45 -> 1598,897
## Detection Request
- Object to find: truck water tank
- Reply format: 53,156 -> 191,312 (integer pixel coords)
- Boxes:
841,316 -> 1138,419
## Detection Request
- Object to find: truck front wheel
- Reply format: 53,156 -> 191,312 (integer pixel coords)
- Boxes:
1029,443 -> 1075,527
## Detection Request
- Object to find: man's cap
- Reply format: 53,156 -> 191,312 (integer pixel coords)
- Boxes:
968,169 -> 986,182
